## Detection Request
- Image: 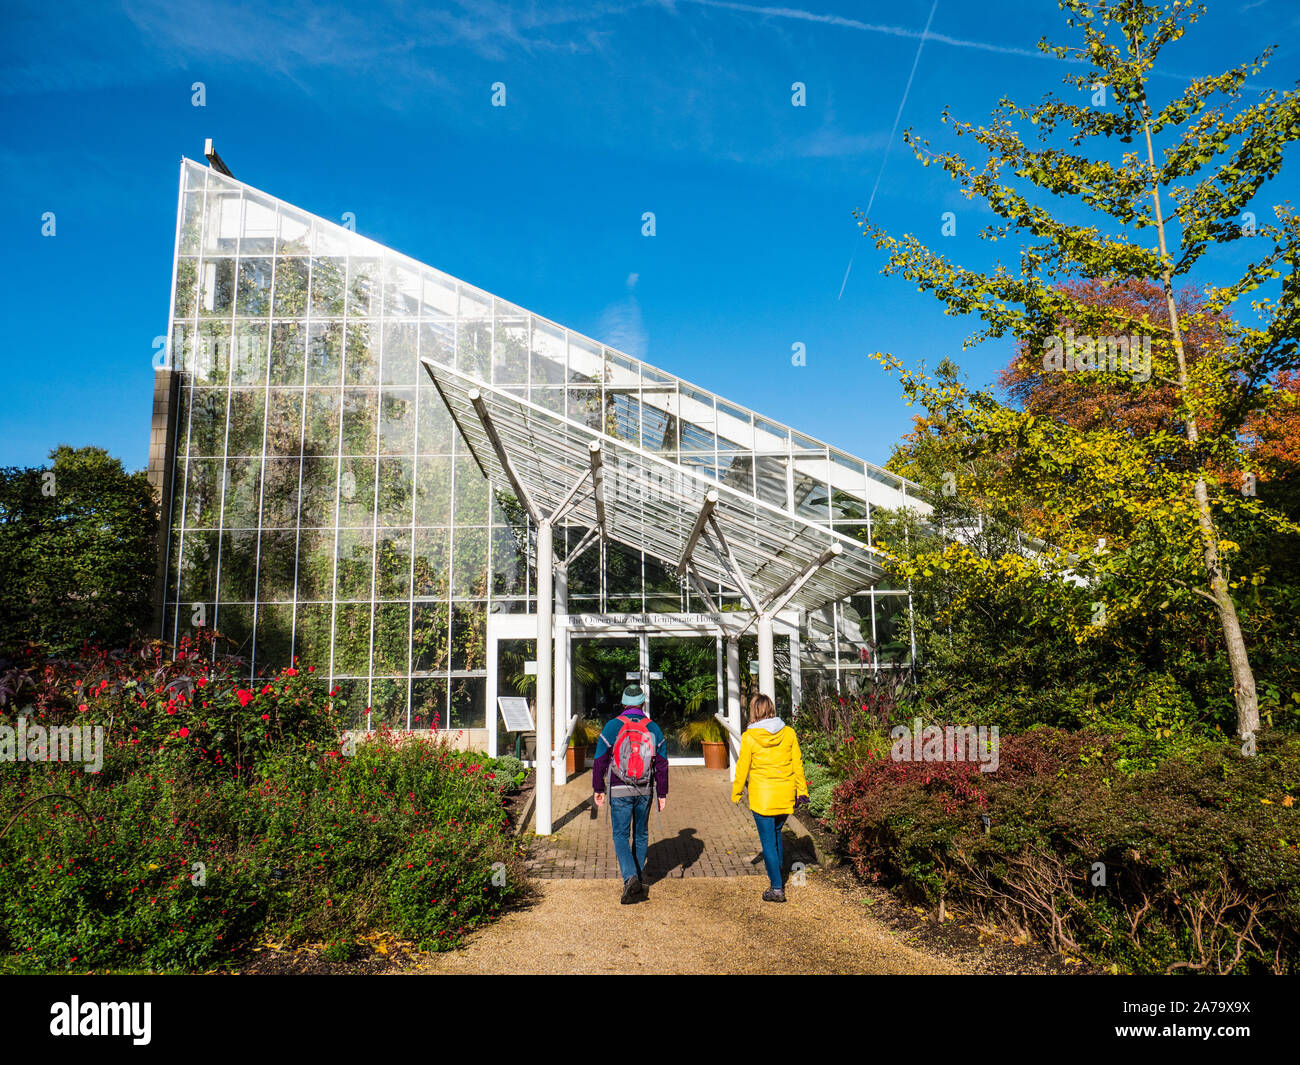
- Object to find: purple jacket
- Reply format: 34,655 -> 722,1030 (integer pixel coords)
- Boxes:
591,709 -> 669,797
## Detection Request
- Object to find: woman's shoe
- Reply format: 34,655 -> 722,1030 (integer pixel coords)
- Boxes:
762,888 -> 787,903
621,876 -> 642,904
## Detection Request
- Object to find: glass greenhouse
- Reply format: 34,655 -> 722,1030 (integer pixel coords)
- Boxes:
152,157 -> 931,758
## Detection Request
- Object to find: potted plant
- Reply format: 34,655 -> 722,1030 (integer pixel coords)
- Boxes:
677,717 -> 730,769
567,719 -> 601,777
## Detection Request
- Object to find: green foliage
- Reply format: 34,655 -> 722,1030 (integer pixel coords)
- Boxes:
831,728 -> 1300,974
0,638 -> 526,972
676,716 -> 727,747
0,447 -> 158,654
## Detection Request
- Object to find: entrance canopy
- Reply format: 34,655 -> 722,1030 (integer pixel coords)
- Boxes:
423,360 -> 889,614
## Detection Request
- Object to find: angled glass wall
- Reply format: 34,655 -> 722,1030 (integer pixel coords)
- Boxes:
160,159 -> 924,729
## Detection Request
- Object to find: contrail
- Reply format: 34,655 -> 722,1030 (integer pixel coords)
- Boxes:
683,0 -> 1043,60
838,0 -> 938,300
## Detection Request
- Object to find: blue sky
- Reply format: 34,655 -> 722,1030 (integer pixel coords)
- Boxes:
1,0 -> 1297,473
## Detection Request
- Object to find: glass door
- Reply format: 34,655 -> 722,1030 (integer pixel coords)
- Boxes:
571,636 -> 640,734
646,635 -> 719,759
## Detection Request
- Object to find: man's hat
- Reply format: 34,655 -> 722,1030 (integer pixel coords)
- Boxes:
621,683 -> 646,707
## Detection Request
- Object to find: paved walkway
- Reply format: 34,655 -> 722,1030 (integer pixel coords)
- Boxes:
526,766 -> 817,880
409,876 -> 963,975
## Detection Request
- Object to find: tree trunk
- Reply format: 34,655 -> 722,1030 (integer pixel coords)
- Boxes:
1142,111 -> 1260,739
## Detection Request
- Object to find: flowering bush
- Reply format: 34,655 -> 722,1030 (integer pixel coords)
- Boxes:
830,727 -> 1300,973
0,635 -> 526,972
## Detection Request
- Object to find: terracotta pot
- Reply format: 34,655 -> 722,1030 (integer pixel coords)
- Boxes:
566,745 -> 587,776
701,741 -> 728,770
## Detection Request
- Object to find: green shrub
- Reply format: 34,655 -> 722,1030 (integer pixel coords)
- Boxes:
0,636 -> 527,972
831,728 -> 1300,974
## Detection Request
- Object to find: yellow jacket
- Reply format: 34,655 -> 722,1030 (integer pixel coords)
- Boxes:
731,721 -> 809,816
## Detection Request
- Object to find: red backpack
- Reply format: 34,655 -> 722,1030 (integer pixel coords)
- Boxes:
609,714 -> 656,788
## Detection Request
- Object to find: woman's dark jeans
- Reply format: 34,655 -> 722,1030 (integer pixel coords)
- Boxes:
752,811 -> 788,890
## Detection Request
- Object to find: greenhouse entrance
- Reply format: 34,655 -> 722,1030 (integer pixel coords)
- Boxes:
487,610 -> 800,766
570,631 -> 719,761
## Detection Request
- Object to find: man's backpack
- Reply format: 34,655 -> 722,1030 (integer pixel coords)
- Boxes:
609,713 -> 656,789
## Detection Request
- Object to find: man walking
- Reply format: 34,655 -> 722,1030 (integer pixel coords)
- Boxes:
592,683 -> 669,904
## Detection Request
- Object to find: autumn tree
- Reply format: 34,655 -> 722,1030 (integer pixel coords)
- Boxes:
861,0 -> 1300,738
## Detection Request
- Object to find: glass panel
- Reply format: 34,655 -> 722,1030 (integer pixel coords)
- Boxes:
450,676 -> 486,729
568,335 -> 602,384
222,458 -> 261,527
413,528 -> 450,598
303,390 -> 340,452
421,274 -> 457,317
272,257 -> 309,317
530,319 -> 566,385
254,603 -> 294,672
416,380 -> 454,451
276,205 -> 312,255
450,602 -> 486,670
348,257 -> 382,317
419,319 -> 455,368
186,389 -> 227,457
376,527 -> 412,599
345,319 -> 380,384
240,192 -> 278,255
411,677 -> 447,730
218,531 -> 257,602
337,458 -> 376,527
649,636 -> 718,758
571,637 -> 638,724
415,456 -> 453,525
174,257 -> 198,318
382,322 -> 418,386
377,456 -> 414,523
331,603 -> 372,675
236,257 -> 273,317
231,322 -> 268,386
372,604 -> 411,677
452,526 -> 490,598
306,322 -> 344,386
370,677 -> 408,727
259,459 -> 301,527
378,390 -> 416,455
341,389 -> 377,454
296,603 -> 336,672
296,529 -> 336,602
754,454 -> 788,509
457,318 -> 491,379
268,322 -> 306,386
299,456 -> 339,527
412,602 -> 450,672
265,390 -> 303,455
493,318 -> 528,386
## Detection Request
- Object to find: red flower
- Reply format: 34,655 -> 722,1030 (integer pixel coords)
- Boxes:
285,668 -> 298,677
196,677 -> 207,688
261,714 -> 270,721
179,727 -> 190,738
237,689 -> 253,707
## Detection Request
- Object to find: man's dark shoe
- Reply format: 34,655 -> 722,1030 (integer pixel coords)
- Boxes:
762,888 -> 787,903
621,876 -> 642,904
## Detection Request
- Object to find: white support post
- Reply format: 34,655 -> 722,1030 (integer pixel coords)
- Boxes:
535,518 -> 554,836
553,562 -> 568,780
726,635 -> 742,782
757,612 -> 775,707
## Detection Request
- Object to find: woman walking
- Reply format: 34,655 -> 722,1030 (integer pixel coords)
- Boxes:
731,693 -> 809,902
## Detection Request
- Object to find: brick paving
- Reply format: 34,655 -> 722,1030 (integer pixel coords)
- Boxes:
527,766 -> 817,881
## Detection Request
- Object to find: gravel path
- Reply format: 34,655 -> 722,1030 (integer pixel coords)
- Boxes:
407,870 -> 964,975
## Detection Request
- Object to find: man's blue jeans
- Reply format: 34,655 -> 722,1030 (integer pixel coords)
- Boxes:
752,812 -> 788,890
610,793 -> 652,881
